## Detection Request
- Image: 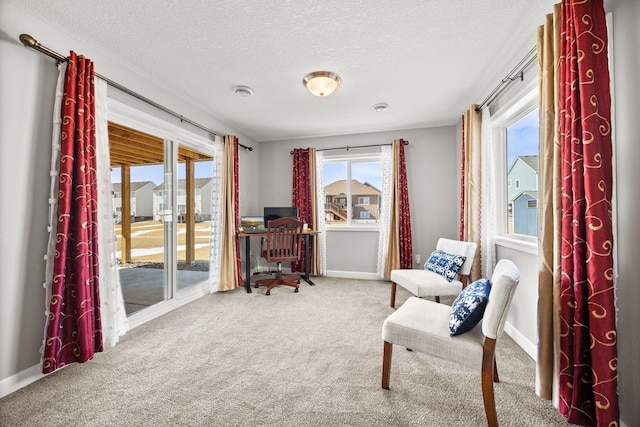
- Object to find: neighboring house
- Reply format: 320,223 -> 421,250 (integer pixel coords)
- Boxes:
512,191 -> 538,236
323,179 -> 381,222
152,178 -> 212,222
112,181 -> 156,223
507,155 -> 538,236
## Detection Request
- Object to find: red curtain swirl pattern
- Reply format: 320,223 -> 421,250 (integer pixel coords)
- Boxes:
232,136 -> 243,286
558,0 -> 618,425
42,52 -> 103,373
397,139 -> 413,269
291,149 -> 312,272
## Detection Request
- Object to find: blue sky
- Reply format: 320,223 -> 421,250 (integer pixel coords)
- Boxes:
507,108 -> 539,169
111,161 -> 213,184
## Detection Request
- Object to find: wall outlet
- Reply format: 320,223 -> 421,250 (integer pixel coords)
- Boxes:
414,254 -> 421,265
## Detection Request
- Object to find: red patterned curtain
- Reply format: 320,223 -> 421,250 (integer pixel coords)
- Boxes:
397,140 -> 412,269
291,148 -> 312,272
558,0 -> 618,424
42,52 -> 103,373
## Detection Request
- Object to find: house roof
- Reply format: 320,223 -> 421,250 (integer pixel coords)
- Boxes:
112,181 -> 155,193
324,180 -> 381,196
152,178 -> 213,191
512,190 -> 538,202
508,155 -> 539,174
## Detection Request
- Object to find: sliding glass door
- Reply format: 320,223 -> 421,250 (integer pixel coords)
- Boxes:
109,122 -> 213,315
176,143 -> 212,292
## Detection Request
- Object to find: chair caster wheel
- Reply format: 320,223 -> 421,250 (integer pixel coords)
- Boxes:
254,284 -> 259,288
266,290 -> 270,296
294,288 -> 299,293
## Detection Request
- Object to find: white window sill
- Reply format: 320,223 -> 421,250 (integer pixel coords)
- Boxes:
494,235 -> 538,256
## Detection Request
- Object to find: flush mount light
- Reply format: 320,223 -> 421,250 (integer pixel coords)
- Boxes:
302,71 -> 341,97
373,103 -> 388,112
233,85 -> 253,97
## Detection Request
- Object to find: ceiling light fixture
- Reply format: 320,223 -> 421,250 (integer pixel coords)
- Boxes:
373,103 -> 388,112
303,71 -> 341,97
234,85 -> 253,97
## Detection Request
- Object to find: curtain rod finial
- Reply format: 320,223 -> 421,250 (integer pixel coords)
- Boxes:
19,33 -> 37,48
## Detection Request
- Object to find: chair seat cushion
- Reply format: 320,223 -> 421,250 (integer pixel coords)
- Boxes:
390,269 -> 463,298
382,297 -> 484,370
449,279 -> 491,336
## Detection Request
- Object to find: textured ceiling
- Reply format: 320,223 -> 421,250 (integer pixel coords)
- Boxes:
9,0 -> 555,142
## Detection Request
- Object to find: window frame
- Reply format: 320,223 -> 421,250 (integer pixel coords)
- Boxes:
491,84 -> 539,251
322,150 -> 383,231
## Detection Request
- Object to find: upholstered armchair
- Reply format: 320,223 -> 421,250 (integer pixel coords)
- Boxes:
381,259 -> 521,427
389,238 -> 477,307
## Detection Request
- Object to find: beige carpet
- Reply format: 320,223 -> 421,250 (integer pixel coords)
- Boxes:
0,277 -> 567,426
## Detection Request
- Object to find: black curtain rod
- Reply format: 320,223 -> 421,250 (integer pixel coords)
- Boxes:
290,140 -> 409,155
475,46 -> 538,112
18,33 -> 254,152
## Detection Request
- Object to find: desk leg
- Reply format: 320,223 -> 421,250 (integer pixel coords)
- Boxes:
304,234 -> 315,286
243,235 -> 252,293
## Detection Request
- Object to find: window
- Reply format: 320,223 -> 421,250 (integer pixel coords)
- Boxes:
505,107 -> 540,237
322,153 -> 382,227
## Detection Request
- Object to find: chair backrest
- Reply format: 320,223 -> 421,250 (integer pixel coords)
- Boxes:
262,217 -> 304,263
482,259 -> 521,340
435,238 -> 478,276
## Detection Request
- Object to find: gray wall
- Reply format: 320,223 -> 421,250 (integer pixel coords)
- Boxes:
258,126 -> 459,277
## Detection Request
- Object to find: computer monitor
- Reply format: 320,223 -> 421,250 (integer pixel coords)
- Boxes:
263,206 -> 299,224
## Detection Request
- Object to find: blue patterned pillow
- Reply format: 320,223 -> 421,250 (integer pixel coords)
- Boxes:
424,250 -> 466,282
449,279 -> 491,336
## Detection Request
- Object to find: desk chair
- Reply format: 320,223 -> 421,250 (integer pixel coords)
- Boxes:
382,259 -> 521,427
254,217 -> 304,295
389,238 -> 477,307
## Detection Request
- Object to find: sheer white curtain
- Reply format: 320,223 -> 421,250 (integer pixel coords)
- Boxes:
314,152 -> 326,275
377,145 -> 393,277
208,135 -> 224,292
42,62 -> 66,356
43,67 -> 128,352
95,77 -> 128,345
479,106 -> 497,277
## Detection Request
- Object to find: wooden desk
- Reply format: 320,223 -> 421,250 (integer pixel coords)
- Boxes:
238,229 -> 318,293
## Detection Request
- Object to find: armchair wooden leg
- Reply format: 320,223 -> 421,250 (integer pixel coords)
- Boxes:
390,282 -> 397,307
481,338 -> 499,427
382,341 -> 393,389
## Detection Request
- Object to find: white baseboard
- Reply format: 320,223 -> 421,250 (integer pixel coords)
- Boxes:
504,321 -> 536,361
0,364 -> 44,399
324,270 -> 383,281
